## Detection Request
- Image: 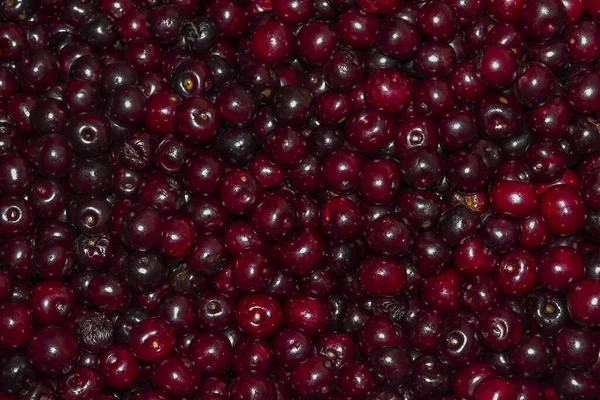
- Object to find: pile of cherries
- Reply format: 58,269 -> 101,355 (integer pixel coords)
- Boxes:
3,0 -> 600,398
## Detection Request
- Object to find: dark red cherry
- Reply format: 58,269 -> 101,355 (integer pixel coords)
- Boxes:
484,21 -> 527,59
231,336 -> 273,375
232,251 -> 273,294
128,317 -> 175,363
473,377 -> 517,400
56,366 -> 102,400
413,78 -> 456,118
400,147 -> 444,190
291,355 -> 338,399
0,301 -> 32,350
100,345 -> 141,390
553,369 -> 599,400
250,20 -> 295,65
16,48 -> 58,93
28,326 -> 79,377
284,293 -> 331,337
358,256 -> 407,297
273,328 -> 313,369
376,16 -> 419,60
417,1 -> 458,43
230,372 -> 275,400
251,194 -> 297,242
524,140 -> 567,183
527,97 -> 570,140
436,322 -> 481,368
479,306 -> 523,351
422,268 -> 461,313
189,331 -> 232,376
539,185 -> 586,236
322,149 -> 363,193
264,126 -> 308,167
29,280 -> 74,326
495,248 -> 537,296
337,7 -> 380,50
151,355 -> 199,398
365,214 -> 413,257
566,71 -> 600,114
490,180 -> 538,219
510,333 -> 553,378
554,327 -> 598,370
475,93 -> 524,140
567,279 -> 600,326
88,273 -> 130,313
235,294 -> 283,337
477,44 -> 518,90
338,361 -> 377,397
450,62 -> 488,102
538,247 -> 585,292
519,0 -> 566,42
485,0 -> 524,21
481,215 -> 520,254
319,196 -> 363,241
411,232 -> 452,277
364,68 -> 412,114
410,354 -> 450,399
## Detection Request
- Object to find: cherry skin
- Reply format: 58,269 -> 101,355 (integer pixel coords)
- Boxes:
538,247 -> 585,292
0,301 -> 33,350
357,256 -> 407,297
27,326 -> 79,377
128,317 -> 176,363
364,68 -> 412,114
151,355 -> 199,398
495,248 -> 538,296
337,8 -> 380,50
338,361 -> 377,397
554,327 -> 598,370
567,279 -> 600,326
473,377 -> 517,400
422,269 -> 461,313
99,345 -> 141,390
477,44 -> 518,89
273,328 -> 314,369
284,293 -> 332,337
290,355 -> 338,399
417,1 -> 458,44
235,294 -> 283,338
490,180 -> 538,219
510,333 -> 553,378
479,307 -> 523,351
539,185 -> 586,236
453,361 -> 495,400
250,20 -> 295,65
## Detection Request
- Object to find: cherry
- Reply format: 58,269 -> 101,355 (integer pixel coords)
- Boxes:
291,355 -> 338,399
284,293 -> 331,337
453,361 -> 495,400
539,185 -> 586,236
337,8 -> 380,50
473,377 -> 517,400
0,301 -> 33,350
410,354 -> 451,398
477,44 -> 518,89
235,294 -> 283,337
128,317 -> 176,363
364,68 -> 412,114
100,345 -> 141,390
2,1 -> 600,398
567,279 -> 600,326
28,326 -> 79,377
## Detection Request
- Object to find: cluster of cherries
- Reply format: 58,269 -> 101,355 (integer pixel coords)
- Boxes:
2,0 -> 600,398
